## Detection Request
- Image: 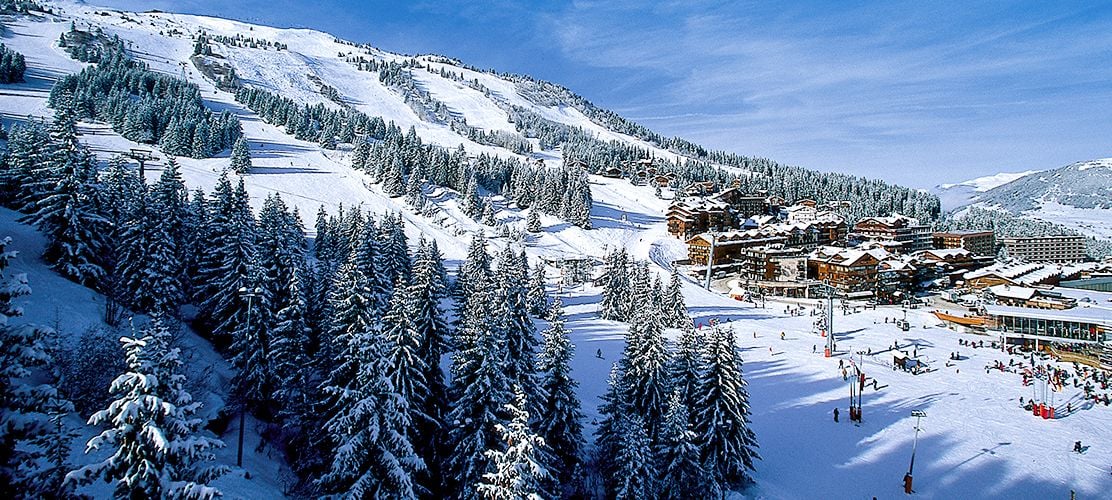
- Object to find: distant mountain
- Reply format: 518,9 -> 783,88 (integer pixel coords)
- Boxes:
945,158 -> 1112,239
933,170 -> 1038,211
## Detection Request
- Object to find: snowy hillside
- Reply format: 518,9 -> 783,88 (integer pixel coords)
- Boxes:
0,1 -> 1108,499
946,158 -> 1112,239
933,170 -> 1038,211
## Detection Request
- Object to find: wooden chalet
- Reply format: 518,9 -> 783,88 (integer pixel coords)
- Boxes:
687,232 -> 787,266
601,166 -> 624,178
808,248 -> 885,296
666,199 -> 733,239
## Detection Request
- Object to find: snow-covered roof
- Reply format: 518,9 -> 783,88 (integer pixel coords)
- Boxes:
984,304 -> 1112,326
920,248 -> 972,260
987,284 -> 1037,301
964,261 -> 1059,285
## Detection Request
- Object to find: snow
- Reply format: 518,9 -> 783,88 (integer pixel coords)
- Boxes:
1024,200 -> 1112,240
1075,158 -> 1112,172
562,284 -> 1112,498
2,2 -> 1110,498
0,207 -> 290,500
939,170 -> 1040,193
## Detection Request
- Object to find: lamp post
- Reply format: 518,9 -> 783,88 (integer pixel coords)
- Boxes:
236,286 -> 262,470
904,410 -> 927,494
704,232 -> 717,290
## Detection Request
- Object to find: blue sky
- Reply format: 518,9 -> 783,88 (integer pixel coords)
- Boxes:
93,1 -> 1112,188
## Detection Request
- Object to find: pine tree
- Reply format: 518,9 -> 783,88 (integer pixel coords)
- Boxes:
317,307 -> 424,498
534,297 -> 583,489
613,414 -> 656,500
664,267 -> 690,328
407,238 -> 451,495
230,136 -> 252,174
526,209 -> 541,233
383,157 -> 405,197
68,318 -> 226,499
670,323 -> 703,411
620,284 -> 672,445
599,249 -> 630,321
693,325 -> 759,490
20,121 -> 106,287
592,364 -> 627,494
476,388 -> 552,500
405,170 -> 426,209
495,247 -> 541,415
0,237 -> 68,497
383,280 -> 427,430
446,275 -> 512,500
269,268 -> 312,420
657,391 -> 711,500
195,175 -> 257,344
525,261 -> 548,317
454,234 -> 491,320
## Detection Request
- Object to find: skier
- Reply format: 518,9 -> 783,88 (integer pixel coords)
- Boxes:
596,348 -> 603,359
833,407 -> 839,422
813,344 -> 817,354
1074,440 -> 1083,453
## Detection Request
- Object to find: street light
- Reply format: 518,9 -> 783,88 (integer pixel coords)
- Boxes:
704,232 -> 717,290
236,286 -> 262,471
904,410 -> 927,494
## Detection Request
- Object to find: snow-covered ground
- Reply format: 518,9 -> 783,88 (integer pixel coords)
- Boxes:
563,284 -> 1112,498
1024,201 -> 1112,240
938,171 -> 1040,193
0,207 -> 291,499
1,2 -> 1111,498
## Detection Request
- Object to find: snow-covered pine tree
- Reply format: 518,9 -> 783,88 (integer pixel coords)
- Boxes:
612,414 -> 656,500
151,157 -> 192,301
534,297 -> 583,489
321,260 -> 375,383
68,318 -> 226,499
620,274 -> 672,445
405,238 -> 451,495
383,278 -> 427,429
525,209 -> 541,233
670,323 -> 703,411
180,188 -> 211,303
269,266 -> 312,421
404,168 -> 426,209
20,105 -> 106,287
453,233 -> 491,322
477,388 -> 552,500
0,121 -> 50,210
657,391 -> 710,500
317,303 -> 424,498
350,138 -> 371,171
195,175 -> 257,344
230,136 -> 252,175
495,246 -> 541,413
446,273 -> 512,500
664,266 -> 690,328
380,212 -> 412,287
592,363 -> 627,494
30,407 -> 79,499
462,174 -> 481,217
526,261 -> 548,318
383,156 -> 406,197
0,237 -> 69,497
599,248 -> 630,321
481,199 -> 496,226
693,325 -> 759,490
